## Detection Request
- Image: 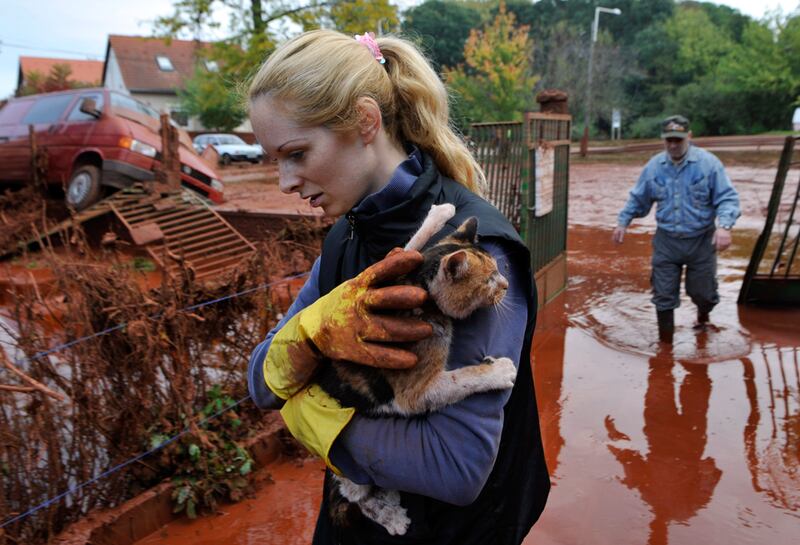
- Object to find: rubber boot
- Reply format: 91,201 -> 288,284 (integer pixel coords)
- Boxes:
657,309 -> 674,344
695,307 -> 710,330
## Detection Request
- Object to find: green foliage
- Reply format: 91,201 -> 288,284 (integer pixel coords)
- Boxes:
157,385 -> 254,518
627,115 -> 666,139
179,66 -> 247,132
402,0 -> 483,70
444,2 -> 538,125
131,257 -> 157,273
665,5 -> 735,84
328,0 -> 399,35
155,0 -> 800,137
157,1 -> 398,130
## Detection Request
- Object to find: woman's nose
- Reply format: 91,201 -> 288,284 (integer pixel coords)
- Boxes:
277,163 -> 301,194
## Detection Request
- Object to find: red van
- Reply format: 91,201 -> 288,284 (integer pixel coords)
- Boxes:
0,88 -> 224,210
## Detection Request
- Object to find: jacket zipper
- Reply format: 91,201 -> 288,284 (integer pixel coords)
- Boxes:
346,212 -> 356,240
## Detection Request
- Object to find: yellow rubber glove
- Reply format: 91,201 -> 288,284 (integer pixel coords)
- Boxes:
279,383 -> 354,472
264,248 -> 432,400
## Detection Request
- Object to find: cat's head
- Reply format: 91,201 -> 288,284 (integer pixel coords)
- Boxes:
423,217 -> 509,320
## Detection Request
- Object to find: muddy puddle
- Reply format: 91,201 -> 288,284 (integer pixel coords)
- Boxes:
525,225 -> 799,545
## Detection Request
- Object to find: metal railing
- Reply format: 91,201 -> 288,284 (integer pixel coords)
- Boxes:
470,113 -> 571,276
739,136 -> 800,305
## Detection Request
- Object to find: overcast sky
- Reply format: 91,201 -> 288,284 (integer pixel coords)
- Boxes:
1,0 -> 798,100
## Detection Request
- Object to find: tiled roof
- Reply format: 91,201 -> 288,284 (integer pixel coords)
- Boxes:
105,35 -> 212,93
19,56 -> 103,85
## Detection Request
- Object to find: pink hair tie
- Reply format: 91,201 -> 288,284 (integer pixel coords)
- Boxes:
354,32 -> 385,64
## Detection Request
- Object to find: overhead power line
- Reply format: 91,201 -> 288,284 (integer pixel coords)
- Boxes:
0,39 -> 103,59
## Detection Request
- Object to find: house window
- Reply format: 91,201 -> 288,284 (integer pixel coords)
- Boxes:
204,60 -> 219,72
156,55 -> 174,71
170,108 -> 189,127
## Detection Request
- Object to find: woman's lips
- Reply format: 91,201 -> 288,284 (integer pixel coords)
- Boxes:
308,194 -> 322,208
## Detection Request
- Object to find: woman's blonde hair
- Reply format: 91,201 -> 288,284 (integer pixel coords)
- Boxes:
248,29 -> 486,196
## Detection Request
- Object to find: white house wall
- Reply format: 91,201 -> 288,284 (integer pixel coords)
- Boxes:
104,49 -> 127,92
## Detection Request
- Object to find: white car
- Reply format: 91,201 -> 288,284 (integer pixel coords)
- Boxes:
193,133 -> 264,165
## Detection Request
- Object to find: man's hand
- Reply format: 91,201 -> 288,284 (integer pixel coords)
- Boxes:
612,226 -> 626,244
712,228 -> 732,252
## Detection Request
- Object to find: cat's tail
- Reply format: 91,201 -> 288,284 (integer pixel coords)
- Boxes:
404,203 -> 456,252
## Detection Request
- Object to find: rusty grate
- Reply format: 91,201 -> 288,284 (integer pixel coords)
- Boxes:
108,189 -> 256,282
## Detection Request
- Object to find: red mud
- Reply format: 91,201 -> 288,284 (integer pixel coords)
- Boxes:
217,163 -> 323,218
135,458 -> 325,545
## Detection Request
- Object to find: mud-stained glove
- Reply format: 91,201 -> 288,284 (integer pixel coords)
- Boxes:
264,249 -> 432,401
279,383 -> 354,472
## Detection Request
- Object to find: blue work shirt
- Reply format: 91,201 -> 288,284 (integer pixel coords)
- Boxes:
617,145 -> 741,233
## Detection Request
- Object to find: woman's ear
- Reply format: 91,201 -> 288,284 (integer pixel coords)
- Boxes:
355,96 -> 382,145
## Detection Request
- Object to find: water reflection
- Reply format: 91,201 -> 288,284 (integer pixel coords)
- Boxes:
605,344 -> 722,545
742,350 -> 800,514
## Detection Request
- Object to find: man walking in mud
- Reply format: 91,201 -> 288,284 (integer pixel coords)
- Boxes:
612,115 -> 741,343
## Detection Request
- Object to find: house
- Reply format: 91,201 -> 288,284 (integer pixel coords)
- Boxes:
102,35 -> 245,131
16,56 -> 103,94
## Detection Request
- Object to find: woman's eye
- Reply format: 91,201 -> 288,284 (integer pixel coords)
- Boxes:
289,150 -> 305,161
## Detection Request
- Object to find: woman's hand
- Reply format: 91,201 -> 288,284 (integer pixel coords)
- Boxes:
265,249 -> 432,400
301,249 -> 433,368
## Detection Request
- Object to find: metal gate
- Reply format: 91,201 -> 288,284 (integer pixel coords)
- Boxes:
471,112 -> 572,306
739,136 -> 800,305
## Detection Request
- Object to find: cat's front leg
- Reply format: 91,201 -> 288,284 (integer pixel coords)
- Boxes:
414,357 -> 517,412
334,474 -> 372,503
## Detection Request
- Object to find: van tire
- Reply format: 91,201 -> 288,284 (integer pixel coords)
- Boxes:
221,153 -> 231,166
66,165 -> 102,211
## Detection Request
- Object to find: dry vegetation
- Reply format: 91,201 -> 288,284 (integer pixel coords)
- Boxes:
0,214 -> 325,544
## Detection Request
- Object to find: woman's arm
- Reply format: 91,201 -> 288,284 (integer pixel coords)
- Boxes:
329,239 -> 530,505
247,257 -> 321,410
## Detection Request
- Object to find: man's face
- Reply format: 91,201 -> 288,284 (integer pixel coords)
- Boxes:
664,134 -> 690,161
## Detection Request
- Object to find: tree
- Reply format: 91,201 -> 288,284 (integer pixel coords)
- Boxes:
154,1 -> 399,128
664,4 -> 735,85
444,2 -> 538,125
179,67 -> 247,131
667,17 -> 800,135
402,0 -> 482,70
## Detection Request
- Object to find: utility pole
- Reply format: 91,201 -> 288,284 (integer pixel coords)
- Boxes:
580,6 -> 622,157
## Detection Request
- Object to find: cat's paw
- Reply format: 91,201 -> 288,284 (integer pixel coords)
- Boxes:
482,357 -> 517,389
360,489 -> 410,536
382,504 -> 411,536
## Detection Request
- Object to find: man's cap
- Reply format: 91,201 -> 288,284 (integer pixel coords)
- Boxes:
660,115 -> 690,139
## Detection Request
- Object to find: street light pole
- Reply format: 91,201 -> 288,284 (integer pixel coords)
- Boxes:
580,6 -> 622,157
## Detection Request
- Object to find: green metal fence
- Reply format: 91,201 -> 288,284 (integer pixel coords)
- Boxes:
470,122 -> 527,230
739,136 -> 800,305
470,113 -> 572,276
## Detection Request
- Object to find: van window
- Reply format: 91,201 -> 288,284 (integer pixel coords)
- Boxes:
110,93 -> 160,120
67,93 -> 105,122
21,94 -> 74,125
0,100 -> 33,125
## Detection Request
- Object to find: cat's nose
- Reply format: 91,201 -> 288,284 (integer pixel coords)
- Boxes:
496,274 -> 508,290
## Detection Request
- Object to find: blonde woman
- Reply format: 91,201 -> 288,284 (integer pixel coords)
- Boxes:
247,29 -> 549,544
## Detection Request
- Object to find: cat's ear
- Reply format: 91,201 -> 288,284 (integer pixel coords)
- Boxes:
444,250 -> 469,280
452,217 -> 478,244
